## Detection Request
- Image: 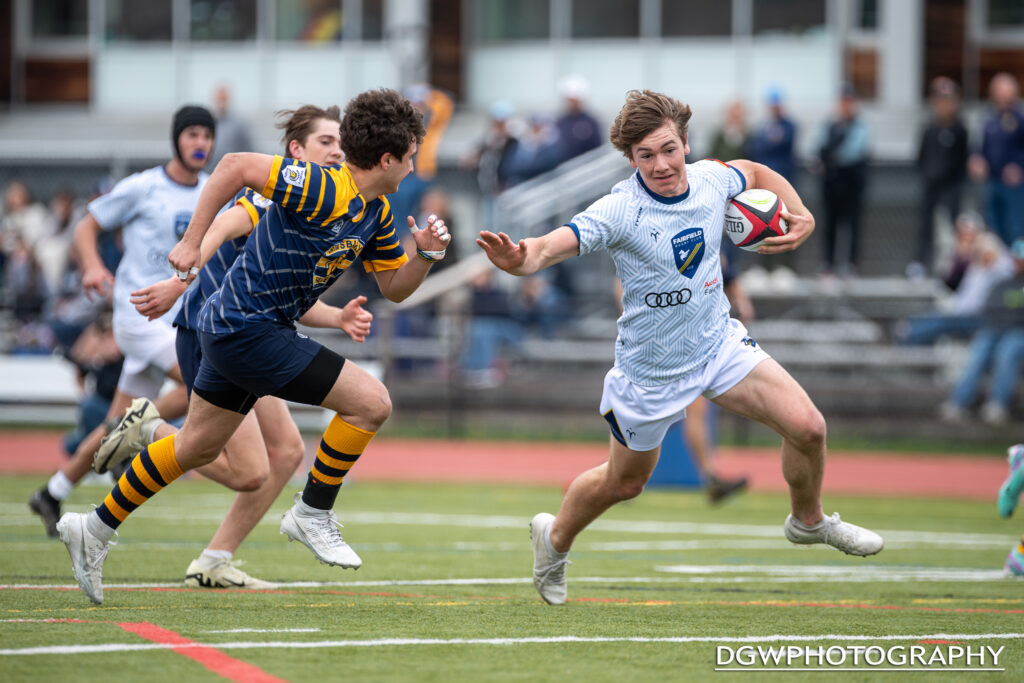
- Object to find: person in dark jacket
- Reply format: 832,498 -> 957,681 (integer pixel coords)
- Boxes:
968,72 -> 1024,247
910,77 -> 969,278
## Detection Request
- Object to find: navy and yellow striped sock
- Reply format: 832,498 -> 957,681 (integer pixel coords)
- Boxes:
94,435 -> 184,531
302,416 -> 374,510
1018,535 -> 1024,554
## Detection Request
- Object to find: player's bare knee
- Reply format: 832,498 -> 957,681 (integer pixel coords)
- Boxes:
363,386 -> 392,429
612,478 -> 647,502
267,438 -> 305,470
791,409 -> 827,452
237,468 -> 269,492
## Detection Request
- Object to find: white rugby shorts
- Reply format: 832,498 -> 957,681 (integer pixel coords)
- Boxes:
112,315 -> 179,397
599,319 -> 770,452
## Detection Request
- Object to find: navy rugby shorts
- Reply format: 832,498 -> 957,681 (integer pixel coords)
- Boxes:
194,322 -> 344,414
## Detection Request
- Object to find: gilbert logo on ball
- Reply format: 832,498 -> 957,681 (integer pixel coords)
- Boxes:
724,189 -> 788,252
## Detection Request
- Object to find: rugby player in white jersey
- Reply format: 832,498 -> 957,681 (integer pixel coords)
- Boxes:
29,106 -> 215,537
477,89 -> 884,606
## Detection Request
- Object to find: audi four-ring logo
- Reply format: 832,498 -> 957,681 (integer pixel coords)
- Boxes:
644,289 -> 692,307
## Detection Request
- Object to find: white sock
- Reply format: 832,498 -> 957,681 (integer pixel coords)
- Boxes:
790,516 -> 825,532
295,498 -> 328,518
200,549 -> 232,563
142,419 -> 162,444
544,526 -> 568,558
86,511 -> 116,542
47,471 -> 73,501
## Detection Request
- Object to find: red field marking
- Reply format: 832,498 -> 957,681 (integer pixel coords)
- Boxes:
0,430 -> 1008,500
117,621 -> 290,683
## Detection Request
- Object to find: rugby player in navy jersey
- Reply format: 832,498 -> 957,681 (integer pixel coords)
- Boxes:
57,89 -> 450,604
95,105 -> 374,590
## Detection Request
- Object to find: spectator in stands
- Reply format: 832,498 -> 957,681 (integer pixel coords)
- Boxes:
1,181 -> 53,272
209,85 -> 253,169
464,101 -> 519,227
709,100 -> 749,162
2,235 -> 50,326
940,238 -> 1024,426
910,77 -> 969,279
514,273 -> 567,339
939,211 -> 985,292
508,113 -> 563,186
815,83 -> 870,277
389,84 -> 454,225
748,87 -> 798,186
896,226 -> 1013,346
460,267 -> 523,388
61,308 -> 124,459
555,75 -> 602,163
968,72 -> 1024,247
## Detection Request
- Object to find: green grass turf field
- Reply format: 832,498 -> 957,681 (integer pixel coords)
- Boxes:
1,474 -> 1021,681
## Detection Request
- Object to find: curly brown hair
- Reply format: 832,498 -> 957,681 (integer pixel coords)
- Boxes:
609,89 -> 692,158
275,104 -> 342,154
340,89 -> 426,170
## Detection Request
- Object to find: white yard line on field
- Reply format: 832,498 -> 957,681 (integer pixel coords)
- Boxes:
2,633 -> 1022,656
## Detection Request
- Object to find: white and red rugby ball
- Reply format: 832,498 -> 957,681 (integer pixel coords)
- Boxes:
724,189 -> 788,252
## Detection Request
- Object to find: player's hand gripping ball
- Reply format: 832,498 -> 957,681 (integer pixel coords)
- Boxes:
724,189 -> 789,252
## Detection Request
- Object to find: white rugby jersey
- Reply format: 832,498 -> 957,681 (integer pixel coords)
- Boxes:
89,166 -> 209,327
568,159 -> 745,386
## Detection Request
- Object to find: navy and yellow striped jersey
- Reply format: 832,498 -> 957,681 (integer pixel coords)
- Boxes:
174,188 -> 269,331
197,158 -> 407,333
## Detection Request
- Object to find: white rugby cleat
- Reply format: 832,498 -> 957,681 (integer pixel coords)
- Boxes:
57,512 -> 111,604
280,495 -> 362,569
530,512 -> 570,605
784,512 -> 884,557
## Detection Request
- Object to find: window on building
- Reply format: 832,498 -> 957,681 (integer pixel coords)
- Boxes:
571,0 -> 639,38
478,0 -> 550,42
31,0 -> 89,38
662,0 -> 731,37
857,0 -> 879,30
105,0 -> 173,41
190,0 -> 258,41
276,0 -> 343,42
988,0 -> 1024,28
752,0 -> 826,36
362,0 -> 384,40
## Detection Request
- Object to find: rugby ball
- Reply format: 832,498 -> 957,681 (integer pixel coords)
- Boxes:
724,189 -> 788,252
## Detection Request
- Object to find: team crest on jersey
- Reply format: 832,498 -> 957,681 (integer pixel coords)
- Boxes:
174,211 -> 192,238
312,238 -> 365,286
251,193 -> 272,208
282,164 -> 306,188
670,228 -> 705,278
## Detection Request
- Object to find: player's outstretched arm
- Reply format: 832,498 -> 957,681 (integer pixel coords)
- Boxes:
374,214 -> 451,303
298,297 -> 373,343
729,159 -> 814,254
476,225 -> 579,276
170,152 -> 274,283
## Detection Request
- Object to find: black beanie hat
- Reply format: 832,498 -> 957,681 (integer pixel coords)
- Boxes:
171,105 -> 216,161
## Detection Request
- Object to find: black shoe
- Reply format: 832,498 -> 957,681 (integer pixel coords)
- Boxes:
28,488 -> 61,538
707,475 -> 748,504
